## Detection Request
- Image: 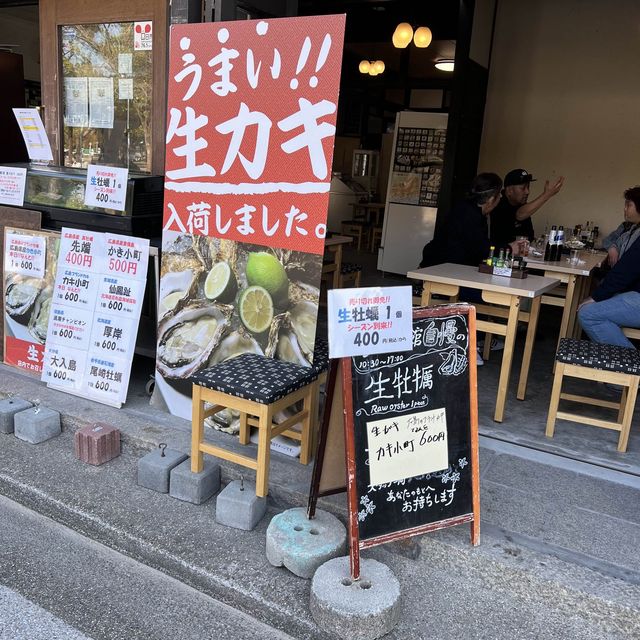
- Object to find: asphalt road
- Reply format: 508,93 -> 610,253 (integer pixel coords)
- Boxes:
0,495 -> 294,640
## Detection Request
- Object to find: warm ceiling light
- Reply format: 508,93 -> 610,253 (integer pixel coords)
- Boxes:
392,22 -> 413,48
413,26 -> 432,48
359,60 -> 371,74
373,60 -> 385,73
435,59 -> 455,72
368,68 -> 379,76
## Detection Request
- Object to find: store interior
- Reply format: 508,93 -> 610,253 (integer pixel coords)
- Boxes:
1,1 -> 640,475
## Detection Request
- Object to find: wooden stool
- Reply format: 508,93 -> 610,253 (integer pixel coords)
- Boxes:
339,262 -> 362,288
340,220 -> 367,251
546,338 -> 640,452
190,354 -> 320,496
369,226 -> 383,252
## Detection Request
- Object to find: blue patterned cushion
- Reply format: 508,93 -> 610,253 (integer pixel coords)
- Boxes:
340,262 -> 362,275
311,337 -> 329,374
191,353 -> 319,403
556,339 -> 640,375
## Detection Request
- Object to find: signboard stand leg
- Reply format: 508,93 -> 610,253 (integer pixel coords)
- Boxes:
468,309 -> 481,546
341,356 -> 361,581
307,359 -> 339,520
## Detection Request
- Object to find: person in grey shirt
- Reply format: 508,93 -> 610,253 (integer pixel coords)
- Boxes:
601,186 -> 640,266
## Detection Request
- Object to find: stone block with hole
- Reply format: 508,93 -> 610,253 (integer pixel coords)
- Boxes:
137,446 -> 188,493
266,507 -> 346,579
0,397 -> 32,434
310,556 -> 401,640
14,406 -> 61,444
169,458 -> 220,504
215,479 -> 266,530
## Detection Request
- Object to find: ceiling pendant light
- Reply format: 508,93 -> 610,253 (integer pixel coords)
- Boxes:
413,26 -> 432,48
359,60 -> 371,74
372,60 -> 385,74
392,22 -> 413,48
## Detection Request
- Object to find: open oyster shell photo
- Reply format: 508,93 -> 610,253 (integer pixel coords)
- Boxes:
154,231 -> 323,419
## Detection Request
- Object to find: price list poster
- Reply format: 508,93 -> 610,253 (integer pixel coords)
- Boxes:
41,228 -> 149,408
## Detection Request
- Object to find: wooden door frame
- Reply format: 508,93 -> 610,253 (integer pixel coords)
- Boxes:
39,0 -> 169,175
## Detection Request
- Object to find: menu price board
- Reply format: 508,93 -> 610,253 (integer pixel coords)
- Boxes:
41,228 -> 149,408
342,305 -> 480,577
390,126 -> 446,206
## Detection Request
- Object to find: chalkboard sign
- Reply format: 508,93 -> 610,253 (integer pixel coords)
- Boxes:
342,305 -> 479,572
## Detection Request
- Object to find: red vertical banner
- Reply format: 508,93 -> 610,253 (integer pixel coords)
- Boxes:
155,16 -> 345,419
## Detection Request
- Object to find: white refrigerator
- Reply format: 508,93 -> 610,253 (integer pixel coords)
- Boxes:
377,111 -> 448,275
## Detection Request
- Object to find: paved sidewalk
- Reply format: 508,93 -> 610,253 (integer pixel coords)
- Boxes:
0,364 -> 639,639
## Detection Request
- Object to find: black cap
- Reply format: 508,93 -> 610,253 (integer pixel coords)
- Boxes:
504,168 -> 536,187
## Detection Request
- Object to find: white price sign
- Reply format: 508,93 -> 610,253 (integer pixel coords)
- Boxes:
4,232 -> 46,278
41,344 -> 87,392
84,164 -> 128,212
327,286 -> 413,359
0,166 -> 27,206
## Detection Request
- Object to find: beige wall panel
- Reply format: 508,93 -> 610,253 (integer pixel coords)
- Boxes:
479,0 -> 640,238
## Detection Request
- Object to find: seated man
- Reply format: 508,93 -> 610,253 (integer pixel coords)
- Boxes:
490,168 -> 564,248
578,187 -> 640,347
421,172 -> 518,268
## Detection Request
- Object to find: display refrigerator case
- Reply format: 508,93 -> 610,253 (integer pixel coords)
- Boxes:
7,163 -> 164,238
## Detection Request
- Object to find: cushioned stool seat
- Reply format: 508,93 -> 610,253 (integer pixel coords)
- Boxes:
339,262 -> 362,288
190,354 -> 320,496
546,339 -> 640,452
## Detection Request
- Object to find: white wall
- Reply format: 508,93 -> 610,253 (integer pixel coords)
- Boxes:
0,6 -> 39,82
479,0 -> 640,239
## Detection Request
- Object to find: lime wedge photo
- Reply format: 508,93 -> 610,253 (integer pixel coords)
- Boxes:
238,286 -> 274,334
245,252 -> 289,304
204,262 -> 237,302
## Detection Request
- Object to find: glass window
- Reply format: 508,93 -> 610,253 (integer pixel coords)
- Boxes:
60,22 -> 152,173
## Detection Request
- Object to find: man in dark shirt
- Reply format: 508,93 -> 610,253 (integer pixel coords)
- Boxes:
490,168 -> 565,247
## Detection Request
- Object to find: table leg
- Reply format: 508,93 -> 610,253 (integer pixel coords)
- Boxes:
333,245 -> 343,289
557,274 -> 578,348
420,282 -> 433,306
517,295 -> 541,400
494,296 -> 520,422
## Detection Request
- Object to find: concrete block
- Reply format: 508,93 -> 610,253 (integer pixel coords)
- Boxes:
169,458 -> 220,504
137,446 -> 188,493
215,479 -> 266,531
74,422 -> 121,466
310,556 -> 401,640
0,397 -> 33,434
14,407 -> 61,444
266,507 -> 346,579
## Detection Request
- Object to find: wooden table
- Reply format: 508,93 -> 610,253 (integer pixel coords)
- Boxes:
408,263 -> 559,422
350,202 -> 386,226
526,250 -> 606,344
323,235 -> 353,289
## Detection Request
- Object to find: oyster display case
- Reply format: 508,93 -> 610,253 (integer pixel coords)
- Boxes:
8,163 -> 164,238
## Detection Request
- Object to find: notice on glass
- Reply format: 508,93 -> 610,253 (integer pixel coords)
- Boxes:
88,77 -> 114,129
118,53 -> 133,75
119,78 -> 134,100
327,285 -> 412,358
0,166 -> 27,206
12,108 -> 53,162
85,164 -> 128,211
134,21 -> 153,50
64,77 -> 89,128
366,408 -> 449,486
4,231 -> 46,279
41,228 -> 149,407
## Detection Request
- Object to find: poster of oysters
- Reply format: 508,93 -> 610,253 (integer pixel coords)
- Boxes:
152,230 -> 321,420
155,16 -> 345,421
3,228 -> 59,374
